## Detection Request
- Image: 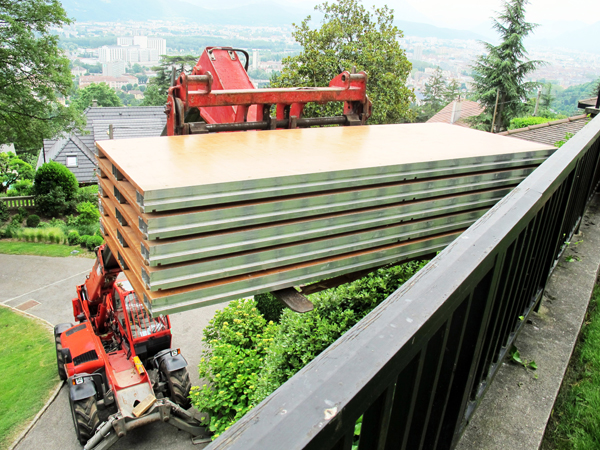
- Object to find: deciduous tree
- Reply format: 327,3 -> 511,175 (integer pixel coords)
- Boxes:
0,0 -> 84,149
71,83 -> 123,110
270,0 -> 415,124
469,0 -> 543,132
0,152 -> 34,193
140,85 -> 167,107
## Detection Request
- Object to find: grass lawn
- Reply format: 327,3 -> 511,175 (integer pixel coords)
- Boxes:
0,306 -> 58,449
0,240 -> 93,258
542,285 -> 600,449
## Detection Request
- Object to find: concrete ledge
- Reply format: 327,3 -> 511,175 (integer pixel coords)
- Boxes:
456,194 -> 600,450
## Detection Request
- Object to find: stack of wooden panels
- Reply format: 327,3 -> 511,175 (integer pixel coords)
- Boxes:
96,123 -> 555,315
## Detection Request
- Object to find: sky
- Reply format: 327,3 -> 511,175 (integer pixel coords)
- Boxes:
274,0 -> 600,29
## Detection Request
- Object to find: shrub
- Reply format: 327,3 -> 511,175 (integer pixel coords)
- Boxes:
76,224 -> 100,237
253,261 -> 429,405
75,185 -> 99,204
79,235 -> 92,248
0,201 -> 8,224
10,215 -> 23,226
35,228 -> 45,242
67,230 -> 81,246
35,186 -> 67,217
75,201 -> 100,226
3,222 -> 21,238
255,293 -> 285,323
192,260 -> 430,440
6,179 -> 33,196
33,161 -> 78,200
86,235 -> 104,250
14,207 -> 29,223
26,214 -> 40,228
190,299 -> 278,438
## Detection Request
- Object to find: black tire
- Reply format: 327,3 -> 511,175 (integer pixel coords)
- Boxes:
55,334 -> 67,381
70,396 -> 100,446
165,368 -> 192,409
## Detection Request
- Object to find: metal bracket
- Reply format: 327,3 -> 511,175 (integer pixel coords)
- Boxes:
272,287 -> 314,313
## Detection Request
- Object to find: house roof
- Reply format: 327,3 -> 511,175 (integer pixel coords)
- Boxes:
426,100 -> 484,127
498,115 -> 589,147
38,106 -> 166,182
578,97 -> 598,109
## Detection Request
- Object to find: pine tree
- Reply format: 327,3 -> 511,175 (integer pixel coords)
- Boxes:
422,67 -> 447,113
470,0 -> 544,132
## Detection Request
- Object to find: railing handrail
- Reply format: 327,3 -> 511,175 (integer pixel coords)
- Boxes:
0,195 -> 34,201
207,114 -> 600,450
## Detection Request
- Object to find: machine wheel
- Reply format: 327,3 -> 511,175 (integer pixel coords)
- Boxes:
70,396 -> 100,445
165,368 -> 192,409
55,334 -> 67,381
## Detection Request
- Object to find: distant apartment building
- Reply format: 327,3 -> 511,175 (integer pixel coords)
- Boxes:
79,75 -> 139,90
99,36 -> 166,65
102,61 -> 126,77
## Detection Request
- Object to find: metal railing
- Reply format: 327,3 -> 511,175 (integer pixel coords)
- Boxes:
0,195 -> 35,210
206,114 -> 600,450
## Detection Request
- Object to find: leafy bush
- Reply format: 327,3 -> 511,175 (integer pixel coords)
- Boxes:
6,179 -> 33,196
35,186 -> 67,217
75,201 -> 100,226
75,185 -> 99,204
26,214 -> 40,228
33,161 -> 78,200
85,235 -> 104,250
2,222 -> 21,238
193,261 -> 429,439
48,218 -> 66,228
76,224 -> 100,237
67,230 -> 81,246
255,293 -> 285,323
508,116 -> 554,130
0,201 -> 8,224
256,261 -> 428,404
10,215 -> 23,226
79,235 -> 92,248
190,299 -> 278,438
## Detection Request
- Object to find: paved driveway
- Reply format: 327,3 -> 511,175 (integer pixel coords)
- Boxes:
1,253 -> 220,450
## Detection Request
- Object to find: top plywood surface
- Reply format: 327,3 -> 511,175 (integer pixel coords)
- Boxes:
96,123 -> 554,195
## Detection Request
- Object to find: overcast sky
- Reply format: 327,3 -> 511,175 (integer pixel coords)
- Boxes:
276,0 -> 599,29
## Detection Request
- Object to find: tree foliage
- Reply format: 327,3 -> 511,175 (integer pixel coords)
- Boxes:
412,68 -> 462,122
140,85 -> 167,107
0,0 -> 84,149
33,161 -> 78,200
270,0 -> 415,124
0,152 -> 34,194
469,0 -> 544,132
148,54 -> 199,96
71,83 -> 123,110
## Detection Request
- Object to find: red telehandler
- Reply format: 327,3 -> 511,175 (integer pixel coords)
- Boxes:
55,47 -> 371,449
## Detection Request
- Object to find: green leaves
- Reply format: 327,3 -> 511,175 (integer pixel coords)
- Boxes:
192,299 -> 277,438
270,0 -> 415,124
0,152 -> 34,194
469,0 -> 544,132
0,0 -> 84,149
193,260 -> 428,439
71,83 -> 123,110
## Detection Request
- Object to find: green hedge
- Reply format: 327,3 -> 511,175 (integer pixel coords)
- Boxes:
192,260 -> 428,438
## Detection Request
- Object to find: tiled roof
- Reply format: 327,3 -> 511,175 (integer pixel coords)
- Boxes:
498,115 -> 589,147
39,106 -> 166,182
426,100 -> 484,127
